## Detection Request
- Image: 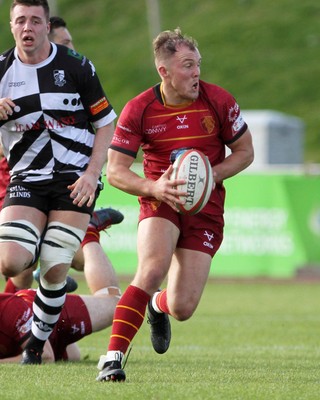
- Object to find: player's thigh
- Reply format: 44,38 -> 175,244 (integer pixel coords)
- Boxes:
0,204 -> 47,227
137,217 -> 179,263
0,206 -> 46,274
134,217 -> 180,286
48,209 -> 90,232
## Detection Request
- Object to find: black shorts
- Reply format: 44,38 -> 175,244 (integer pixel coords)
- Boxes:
3,173 -> 102,215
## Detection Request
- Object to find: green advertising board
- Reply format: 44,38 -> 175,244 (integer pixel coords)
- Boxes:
96,167 -> 320,278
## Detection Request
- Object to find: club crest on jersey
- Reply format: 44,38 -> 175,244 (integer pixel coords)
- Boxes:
201,116 -> 215,134
53,69 -> 66,87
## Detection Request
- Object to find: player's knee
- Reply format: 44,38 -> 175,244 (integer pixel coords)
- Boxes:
70,248 -> 84,271
0,259 -> 24,277
0,220 -> 41,275
40,222 -> 85,275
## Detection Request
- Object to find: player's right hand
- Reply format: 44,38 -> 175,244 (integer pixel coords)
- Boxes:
0,98 -> 16,120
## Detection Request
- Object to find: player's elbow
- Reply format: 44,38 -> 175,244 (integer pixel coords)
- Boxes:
246,146 -> 254,168
106,163 -> 118,188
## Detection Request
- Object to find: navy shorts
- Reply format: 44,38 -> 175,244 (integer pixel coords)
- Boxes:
3,173 -> 102,215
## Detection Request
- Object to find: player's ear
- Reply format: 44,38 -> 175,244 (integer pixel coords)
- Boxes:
158,65 -> 168,78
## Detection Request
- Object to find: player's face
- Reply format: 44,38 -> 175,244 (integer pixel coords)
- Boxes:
51,27 -> 75,50
10,5 -> 50,63
164,44 -> 201,105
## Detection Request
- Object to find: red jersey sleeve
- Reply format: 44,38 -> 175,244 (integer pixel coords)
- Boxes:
110,87 -> 156,159
199,81 -> 248,145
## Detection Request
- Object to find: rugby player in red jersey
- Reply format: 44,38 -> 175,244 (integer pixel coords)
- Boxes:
96,28 -> 254,382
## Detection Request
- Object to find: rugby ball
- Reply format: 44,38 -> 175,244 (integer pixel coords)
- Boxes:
170,149 -> 214,215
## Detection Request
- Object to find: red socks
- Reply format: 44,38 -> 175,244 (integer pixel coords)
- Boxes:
155,289 -> 170,314
108,285 -> 150,354
81,226 -> 100,248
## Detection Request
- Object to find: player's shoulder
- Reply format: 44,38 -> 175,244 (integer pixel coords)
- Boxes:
0,47 -> 15,59
54,44 -> 91,68
123,85 -> 156,114
0,47 -> 15,79
132,85 -> 156,103
199,80 -> 233,99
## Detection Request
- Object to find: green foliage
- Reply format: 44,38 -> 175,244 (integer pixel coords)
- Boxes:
0,0 -> 319,161
1,279 -> 320,399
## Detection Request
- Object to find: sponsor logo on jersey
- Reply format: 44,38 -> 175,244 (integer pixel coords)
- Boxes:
113,133 -> 130,146
200,116 -> 215,134
16,308 -> 33,335
53,69 -> 66,87
228,103 -> 240,122
176,114 -> 189,130
232,114 -> 245,135
117,123 -> 132,134
0,55 -> 6,62
9,81 -> 26,87
145,124 -> 166,134
18,316 -> 33,334
90,96 -> 109,115
14,116 -> 76,132
67,48 -> 83,60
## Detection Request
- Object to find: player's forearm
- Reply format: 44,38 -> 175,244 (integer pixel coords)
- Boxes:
107,163 -> 154,197
87,123 -> 114,180
214,129 -> 254,183
213,149 -> 253,183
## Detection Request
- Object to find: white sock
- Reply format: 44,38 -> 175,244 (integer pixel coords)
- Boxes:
151,291 -> 163,313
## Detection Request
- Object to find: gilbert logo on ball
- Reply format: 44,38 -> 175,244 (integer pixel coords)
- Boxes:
170,149 -> 214,215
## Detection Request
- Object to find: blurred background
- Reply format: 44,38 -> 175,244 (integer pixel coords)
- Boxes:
0,0 -> 319,278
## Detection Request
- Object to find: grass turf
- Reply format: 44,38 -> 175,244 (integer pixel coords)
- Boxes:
1,278 -> 320,399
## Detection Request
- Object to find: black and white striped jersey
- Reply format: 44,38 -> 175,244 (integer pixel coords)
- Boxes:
0,43 -> 116,182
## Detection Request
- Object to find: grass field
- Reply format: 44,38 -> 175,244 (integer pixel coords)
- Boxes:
1,277 -> 320,399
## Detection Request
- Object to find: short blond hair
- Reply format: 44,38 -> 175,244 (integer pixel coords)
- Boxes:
153,28 -> 198,65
